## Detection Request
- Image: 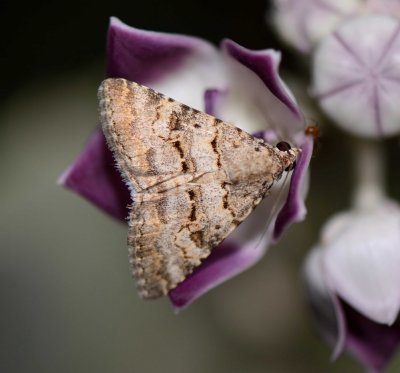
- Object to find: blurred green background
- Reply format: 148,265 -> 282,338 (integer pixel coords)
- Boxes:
2,1 -> 400,372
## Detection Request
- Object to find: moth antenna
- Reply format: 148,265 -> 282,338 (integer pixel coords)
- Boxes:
249,106 -> 298,249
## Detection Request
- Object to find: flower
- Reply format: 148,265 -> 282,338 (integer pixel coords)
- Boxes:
271,0 -> 362,53
271,0 -> 400,55
304,200 -> 400,372
312,14 -> 400,138
365,0 -> 400,19
59,17 -> 313,309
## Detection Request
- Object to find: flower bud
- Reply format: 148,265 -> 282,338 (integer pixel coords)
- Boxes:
321,202 -> 400,324
304,200 -> 400,371
271,0 -> 362,53
312,15 -> 400,138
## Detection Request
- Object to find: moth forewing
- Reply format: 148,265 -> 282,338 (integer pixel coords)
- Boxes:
98,78 -> 299,299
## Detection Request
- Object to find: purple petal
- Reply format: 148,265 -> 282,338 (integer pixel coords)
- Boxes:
273,135 -> 313,241
169,233 -> 266,310
307,285 -> 400,372
342,300 -> 400,373
204,88 -> 226,116
107,17 -> 216,85
222,39 -> 303,125
59,128 -> 129,221
252,129 -> 279,143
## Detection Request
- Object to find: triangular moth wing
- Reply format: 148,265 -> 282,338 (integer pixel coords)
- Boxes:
99,78 -> 297,298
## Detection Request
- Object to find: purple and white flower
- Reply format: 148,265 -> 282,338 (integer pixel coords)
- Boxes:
305,200 -> 400,372
59,17 -> 313,309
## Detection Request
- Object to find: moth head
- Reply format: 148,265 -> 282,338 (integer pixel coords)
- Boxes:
276,141 -> 296,171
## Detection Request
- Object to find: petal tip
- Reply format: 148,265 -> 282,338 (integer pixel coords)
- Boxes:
57,167 -> 70,186
109,16 -> 122,26
273,136 -> 313,241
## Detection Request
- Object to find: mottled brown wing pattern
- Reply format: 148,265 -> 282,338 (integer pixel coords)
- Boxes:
98,78 -> 297,298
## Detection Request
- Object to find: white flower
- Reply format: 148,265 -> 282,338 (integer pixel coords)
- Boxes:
312,15 -> 400,138
304,200 -> 400,372
271,0 -> 362,53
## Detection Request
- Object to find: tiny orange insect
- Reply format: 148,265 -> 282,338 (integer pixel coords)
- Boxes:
304,124 -> 321,155
304,124 -> 320,141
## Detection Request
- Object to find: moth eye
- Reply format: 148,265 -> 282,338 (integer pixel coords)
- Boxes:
276,141 -> 295,171
276,141 -> 291,152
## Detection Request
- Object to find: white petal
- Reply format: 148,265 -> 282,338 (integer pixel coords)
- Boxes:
323,203 -> 400,324
305,246 -> 330,296
214,42 -> 304,138
304,247 -> 346,359
152,47 -> 229,111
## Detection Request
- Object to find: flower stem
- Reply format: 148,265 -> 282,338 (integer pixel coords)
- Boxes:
352,137 -> 386,210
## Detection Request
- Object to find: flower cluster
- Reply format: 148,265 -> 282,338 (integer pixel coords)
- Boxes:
59,4 -> 400,370
273,1 -> 400,371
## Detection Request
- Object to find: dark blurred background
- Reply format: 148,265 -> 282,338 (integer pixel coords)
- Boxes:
2,1 -> 291,101
2,1 -> 400,372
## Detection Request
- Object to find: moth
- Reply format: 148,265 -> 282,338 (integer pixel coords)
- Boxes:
98,78 -> 299,299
